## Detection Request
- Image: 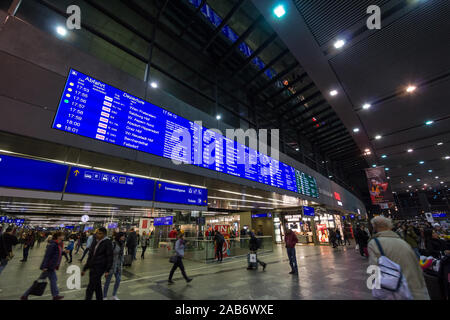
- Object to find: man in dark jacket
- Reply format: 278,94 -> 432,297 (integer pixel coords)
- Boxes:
82,227 -> 113,300
355,225 -> 369,257
214,231 -> 225,262
21,232 -> 65,300
0,226 -> 18,276
285,229 -> 299,275
248,231 -> 266,271
20,231 -> 34,262
126,228 -> 137,261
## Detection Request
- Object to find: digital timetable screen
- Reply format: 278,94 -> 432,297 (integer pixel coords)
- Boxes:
52,69 -> 318,198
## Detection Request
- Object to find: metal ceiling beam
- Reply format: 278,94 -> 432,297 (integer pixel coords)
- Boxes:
252,62 -> 299,95
273,82 -> 315,110
295,112 -> 338,135
262,71 -> 307,103
202,0 -> 246,52
230,32 -> 278,78
179,0 -> 208,38
286,99 -> 327,124
278,91 -> 321,117
308,124 -> 346,142
321,138 -> 355,153
218,14 -> 264,65
327,146 -> 360,159
318,135 -> 354,150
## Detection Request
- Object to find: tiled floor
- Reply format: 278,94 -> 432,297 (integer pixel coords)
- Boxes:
0,243 -> 372,300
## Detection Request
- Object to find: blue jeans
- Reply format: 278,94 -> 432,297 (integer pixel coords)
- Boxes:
23,270 -> 59,297
0,258 -> 8,275
103,269 -> 122,297
286,247 -> 298,273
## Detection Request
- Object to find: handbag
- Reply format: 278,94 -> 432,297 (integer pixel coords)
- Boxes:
169,255 -> 178,263
29,272 -> 48,296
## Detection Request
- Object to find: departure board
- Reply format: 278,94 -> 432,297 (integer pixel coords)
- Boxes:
52,69 -> 319,198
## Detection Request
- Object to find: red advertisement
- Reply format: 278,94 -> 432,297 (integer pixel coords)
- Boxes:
316,224 -> 329,243
365,166 -> 394,206
214,225 -> 231,257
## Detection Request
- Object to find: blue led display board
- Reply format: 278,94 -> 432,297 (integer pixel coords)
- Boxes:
0,154 -> 68,192
154,181 -> 207,206
107,222 -> 118,229
432,213 -> 447,218
251,213 -> 272,218
52,69 -> 318,198
65,167 -> 155,201
154,216 -> 173,226
303,206 -> 315,216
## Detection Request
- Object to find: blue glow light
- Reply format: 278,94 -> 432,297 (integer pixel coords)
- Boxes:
273,5 -> 286,18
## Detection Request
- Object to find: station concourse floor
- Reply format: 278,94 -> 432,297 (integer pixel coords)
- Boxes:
0,242 -> 372,300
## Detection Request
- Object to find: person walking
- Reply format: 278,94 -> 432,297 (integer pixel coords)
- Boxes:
79,231 -> 94,262
247,231 -> 266,271
0,226 -> 18,277
168,234 -> 193,284
368,216 -> 430,300
402,225 -> 420,259
126,228 -> 137,261
140,231 -> 149,259
103,232 -> 125,300
336,229 -> 343,246
356,225 -> 369,257
20,231 -> 33,262
342,229 -> 351,246
214,231 -> 225,262
284,229 -> 298,275
20,232 -> 65,300
82,227 -> 113,300
62,237 -> 74,263
329,229 -> 337,248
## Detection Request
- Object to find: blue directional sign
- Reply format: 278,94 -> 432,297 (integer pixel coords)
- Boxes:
52,69 -> 319,197
154,181 -> 207,206
251,213 -> 272,218
0,216 -> 6,222
432,213 -> 447,218
0,154 -> 68,192
303,206 -> 315,216
107,222 -> 118,229
154,216 -> 173,226
65,167 -> 155,201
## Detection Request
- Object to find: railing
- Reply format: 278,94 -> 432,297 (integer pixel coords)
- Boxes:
149,236 -> 273,263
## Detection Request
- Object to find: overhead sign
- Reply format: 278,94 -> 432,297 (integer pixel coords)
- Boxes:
154,216 -> 173,226
251,213 -> 272,218
65,167 -> 155,201
0,154 -> 68,192
154,181 -> 207,206
107,222 -> 118,229
432,213 -> 447,218
303,206 -> 315,216
52,69 -> 319,198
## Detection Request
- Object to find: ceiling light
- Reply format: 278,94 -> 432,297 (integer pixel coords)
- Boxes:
273,4 -> 286,18
441,181 -> 444,184
353,128 -> 360,133
435,176 -> 439,179
334,39 -> 345,49
408,172 -> 412,176
425,120 -> 434,126
385,167 -> 389,171
56,26 -> 67,37
362,103 -> 371,110
372,164 -> 376,168
375,135 -> 382,140
437,142 -> 443,146
150,82 -> 158,88
408,185 -> 412,188
381,154 -> 387,158
295,148 -> 299,151
329,175 -> 333,178
407,149 -> 413,153
417,178 -> 421,182
216,114 -> 221,120
445,156 -> 450,160
428,169 -> 433,173
330,90 -> 338,96
406,85 -> 416,93
419,161 -> 424,164
387,177 -> 390,179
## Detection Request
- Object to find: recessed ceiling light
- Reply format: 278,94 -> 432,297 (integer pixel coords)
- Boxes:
408,185 -> 412,188
419,161 -> 424,164
372,164 -> 376,168
407,149 -> 413,153
387,177 -> 390,179
375,135 -> 382,140
424,183 -> 427,186
362,103 -> 371,110
329,175 -> 333,178
428,169 -> 433,173
334,39 -> 345,49
273,5 -> 286,18
295,148 -> 299,151
437,142 -> 443,146
417,178 -> 421,181
216,114 -> 221,120
385,167 -> 389,171
353,128 -> 360,133
381,154 -> 387,158
330,90 -> 338,96
425,120 -> 434,126
445,156 -> 450,160
56,26 -> 67,36
406,85 -> 416,93
150,81 -> 158,88
435,176 -> 439,179
364,148 -> 370,152
408,173 -> 412,176
441,181 -> 444,184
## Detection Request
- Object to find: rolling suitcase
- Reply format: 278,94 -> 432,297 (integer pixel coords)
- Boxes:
123,254 -> 133,267
29,273 -> 48,296
247,252 -> 258,269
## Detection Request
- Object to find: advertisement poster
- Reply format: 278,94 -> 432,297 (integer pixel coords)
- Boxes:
364,166 -> 394,206
214,225 -> 231,257
316,224 -> 329,243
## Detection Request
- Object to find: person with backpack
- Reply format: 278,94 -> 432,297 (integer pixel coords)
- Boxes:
214,231 -> 225,262
368,216 -> 429,300
168,234 -> 193,284
247,231 -> 266,271
103,232 -> 125,300
284,229 -> 298,275
82,227 -> 113,300
0,226 -> 18,277
20,232 -> 65,300
140,231 -> 149,259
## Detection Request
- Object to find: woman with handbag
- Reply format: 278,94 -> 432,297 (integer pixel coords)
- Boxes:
168,234 -> 193,284
20,232 -> 65,300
